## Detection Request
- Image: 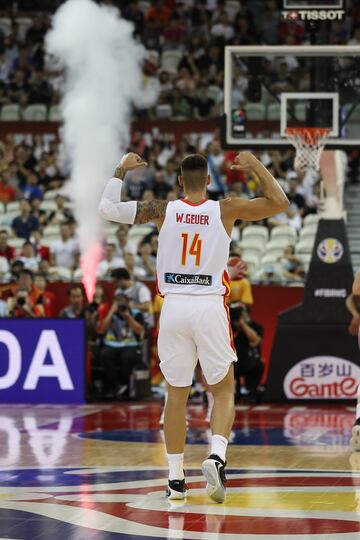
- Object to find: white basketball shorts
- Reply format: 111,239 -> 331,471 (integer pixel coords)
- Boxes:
158,294 -> 237,387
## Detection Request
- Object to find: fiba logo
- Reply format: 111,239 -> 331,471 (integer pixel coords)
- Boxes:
317,238 -> 343,264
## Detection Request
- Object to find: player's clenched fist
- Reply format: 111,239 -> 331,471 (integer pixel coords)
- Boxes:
115,152 -> 147,179
230,151 -> 256,171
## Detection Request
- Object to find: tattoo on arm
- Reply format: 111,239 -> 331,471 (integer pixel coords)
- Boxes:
134,200 -> 168,224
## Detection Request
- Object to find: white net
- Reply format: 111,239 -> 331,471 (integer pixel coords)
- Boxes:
285,128 -> 330,171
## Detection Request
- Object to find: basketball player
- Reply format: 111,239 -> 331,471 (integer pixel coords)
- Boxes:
99,151 -> 289,502
347,270 -> 360,450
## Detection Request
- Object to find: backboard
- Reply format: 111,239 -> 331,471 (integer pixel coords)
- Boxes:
222,45 -> 360,150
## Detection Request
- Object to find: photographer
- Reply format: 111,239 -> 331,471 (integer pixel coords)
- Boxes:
230,303 -> 264,403
8,288 -> 44,318
100,292 -> 145,399
59,285 -> 86,318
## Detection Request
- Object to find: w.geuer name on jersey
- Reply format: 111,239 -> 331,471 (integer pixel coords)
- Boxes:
176,212 -> 209,225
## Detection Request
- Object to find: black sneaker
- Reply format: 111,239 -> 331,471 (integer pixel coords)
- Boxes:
201,453 -> 226,503
351,417 -> 360,451
166,478 -> 188,500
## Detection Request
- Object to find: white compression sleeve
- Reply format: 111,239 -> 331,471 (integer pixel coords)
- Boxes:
98,177 -> 137,224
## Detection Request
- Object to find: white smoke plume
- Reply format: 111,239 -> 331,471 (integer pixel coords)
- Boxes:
46,0 -> 157,299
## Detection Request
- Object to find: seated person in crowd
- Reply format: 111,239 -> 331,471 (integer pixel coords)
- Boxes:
227,252 -> 253,309
268,203 -> 302,232
278,245 -> 305,281
12,199 -> 39,240
0,169 -> 16,203
47,194 -> 73,225
97,242 -> 124,279
255,264 -> 283,284
114,224 -> 137,259
34,273 -> 56,317
100,292 -> 144,398
230,303 -> 264,403
51,222 -> 79,270
123,245 -> 146,279
10,268 -> 41,305
138,241 -> 156,278
59,285 -> 86,318
19,241 -> 40,271
31,197 -> 48,226
112,267 -> 153,328
0,255 -> 9,281
7,287 -> 44,318
0,229 -> 15,261
0,295 -> 9,317
22,172 -> 43,202
30,229 -> 51,261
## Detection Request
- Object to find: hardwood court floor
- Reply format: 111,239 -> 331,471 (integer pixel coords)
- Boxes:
0,402 -> 359,539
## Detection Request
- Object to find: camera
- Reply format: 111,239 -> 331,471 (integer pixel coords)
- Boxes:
117,304 -> 128,314
16,297 -> 26,307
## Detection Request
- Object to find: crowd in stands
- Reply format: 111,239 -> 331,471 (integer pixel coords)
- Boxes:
0,130 -> 322,285
0,1 -> 359,120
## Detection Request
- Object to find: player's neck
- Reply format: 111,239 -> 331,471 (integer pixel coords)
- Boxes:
183,191 -> 207,204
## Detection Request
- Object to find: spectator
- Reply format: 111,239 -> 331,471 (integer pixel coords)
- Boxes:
138,242 -> 156,278
228,253 -> 254,308
97,242 -> 124,279
286,175 -> 306,213
0,255 -> 9,281
8,287 -> 43,318
12,198 -> 39,240
19,240 -> 39,271
279,245 -> 305,281
152,171 -> 172,200
51,222 -> 79,269
22,172 -> 43,202
100,292 -> 144,398
0,170 -> 16,203
255,264 -> 283,284
112,267 -> 153,328
33,272 -> 56,317
268,204 -> 302,232
211,12 -> 235,41
11,268 -> 41,305
31,197 -> 48,226
207,141 -> 225,199
0,229 -> 15,261
123,246 -> 147,279
59,285 -> 85,318
30,229 -> 51,261
114,224 -> 137,259
230,303 -> 264,403
47,194 -> 73,225
0,294 -> 9,317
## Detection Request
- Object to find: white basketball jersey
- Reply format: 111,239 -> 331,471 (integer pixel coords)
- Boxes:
157,199 -> 231,296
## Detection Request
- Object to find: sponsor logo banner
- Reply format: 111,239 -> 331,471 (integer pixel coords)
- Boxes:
164,273 -> 212,286
282,9 -> 345,20
0,319 -> 85,403
284,356 -> 360,399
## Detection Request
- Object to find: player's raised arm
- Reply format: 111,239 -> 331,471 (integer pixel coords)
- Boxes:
221,151 -> 289,222
98,152 -> 168,227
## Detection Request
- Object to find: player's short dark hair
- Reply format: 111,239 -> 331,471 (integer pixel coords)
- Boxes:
181,154 -> 208,191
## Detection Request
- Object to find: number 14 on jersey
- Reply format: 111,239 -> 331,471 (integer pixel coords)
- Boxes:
181,233 -> 202,267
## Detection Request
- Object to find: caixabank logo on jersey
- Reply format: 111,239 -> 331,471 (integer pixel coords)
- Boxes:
164,272 -> 212,285
284,356 -> 360,399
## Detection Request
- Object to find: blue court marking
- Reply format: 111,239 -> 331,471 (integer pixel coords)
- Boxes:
0,508 -> 157,540
77,428 -> 352,446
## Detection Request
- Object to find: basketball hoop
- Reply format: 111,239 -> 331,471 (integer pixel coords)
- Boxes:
285,127 -> 330,172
